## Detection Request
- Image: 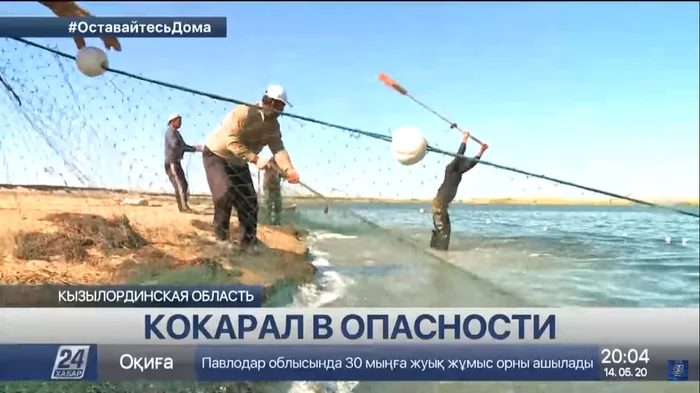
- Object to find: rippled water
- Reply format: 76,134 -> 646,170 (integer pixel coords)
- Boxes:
283,202 -> 699,393
340,203 -> 700,308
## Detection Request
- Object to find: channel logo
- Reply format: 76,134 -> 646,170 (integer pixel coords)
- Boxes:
51,345 -> 91,380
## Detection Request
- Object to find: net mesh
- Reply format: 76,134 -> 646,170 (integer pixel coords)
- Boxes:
0,38 -> 612,204
1,36 -> 697,393
1,33 -> 699,393
1,38 -> 696,282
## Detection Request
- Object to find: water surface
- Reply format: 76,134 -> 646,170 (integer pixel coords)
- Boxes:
286,203 -> 700,393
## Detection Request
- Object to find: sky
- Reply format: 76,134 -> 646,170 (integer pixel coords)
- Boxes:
0,2 -> 698,201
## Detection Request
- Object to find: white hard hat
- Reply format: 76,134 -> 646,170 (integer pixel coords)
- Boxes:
264,85 -> 292,107
167,113 -> 181,123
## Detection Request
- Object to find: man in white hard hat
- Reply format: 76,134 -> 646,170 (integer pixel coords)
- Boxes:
164,113 -> 202,213
202,85 -> 300,252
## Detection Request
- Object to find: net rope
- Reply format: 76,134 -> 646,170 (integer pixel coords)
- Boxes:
1,37 -> 698,220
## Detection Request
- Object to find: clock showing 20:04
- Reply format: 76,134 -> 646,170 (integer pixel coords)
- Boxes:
601,348 -> 651,364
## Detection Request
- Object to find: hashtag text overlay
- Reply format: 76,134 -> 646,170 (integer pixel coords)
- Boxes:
0,17 -> 227,38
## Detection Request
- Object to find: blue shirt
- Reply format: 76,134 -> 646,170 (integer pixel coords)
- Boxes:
164,126 -> 196,163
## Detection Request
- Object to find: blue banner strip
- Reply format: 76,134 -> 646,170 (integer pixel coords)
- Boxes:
0,344 -> 601,381
0,17 -> 226,38
0,344 -> 98,381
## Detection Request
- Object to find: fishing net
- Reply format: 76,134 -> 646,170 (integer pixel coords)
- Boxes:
4,36 -> 695,204
2,38 -> 697,228
0,35 -> 696,262
0,38 -> 607,201
0,37 -> 697,297
1,35 -> 698,393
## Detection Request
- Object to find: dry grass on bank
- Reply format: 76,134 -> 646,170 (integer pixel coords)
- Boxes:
0,187 -> 315,290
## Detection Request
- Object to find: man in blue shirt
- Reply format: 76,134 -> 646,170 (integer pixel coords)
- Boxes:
164,113 -> 201,213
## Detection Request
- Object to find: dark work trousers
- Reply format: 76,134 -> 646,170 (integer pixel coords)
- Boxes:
430,207 -> 451,251
164,161 -> 189,211
202,147 -> 258,245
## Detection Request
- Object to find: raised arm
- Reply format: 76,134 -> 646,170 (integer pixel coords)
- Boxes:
39,1 -> 121,51
447,131 -> 469,167
458,142 -> 489,174
456,133 -> 468,156
39,1 -> 89,17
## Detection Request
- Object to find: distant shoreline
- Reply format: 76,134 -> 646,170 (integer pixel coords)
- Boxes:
284,196 -> 700,207
1,183 -> 697,207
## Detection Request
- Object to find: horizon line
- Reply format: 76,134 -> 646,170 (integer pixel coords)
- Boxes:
1,184 -> 698,207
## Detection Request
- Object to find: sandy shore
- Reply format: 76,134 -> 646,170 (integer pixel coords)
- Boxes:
0,186 -> 316,300
0,185 -> 320,392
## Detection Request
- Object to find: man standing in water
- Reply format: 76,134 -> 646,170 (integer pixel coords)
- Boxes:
202,85 -> 300,252
430,131 -> 489,251
164,113 -> 201,213
263,157 -> 284,225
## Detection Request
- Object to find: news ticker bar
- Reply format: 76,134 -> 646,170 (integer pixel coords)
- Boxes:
0,17 -> 226,38
0,285 -> 262,308
0,344 -> 696,382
